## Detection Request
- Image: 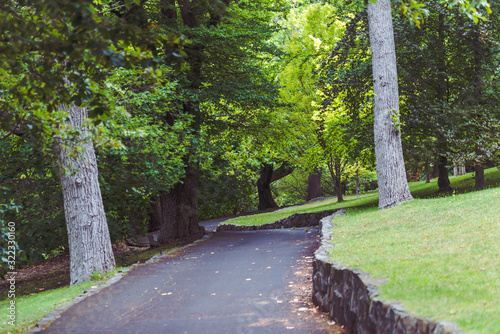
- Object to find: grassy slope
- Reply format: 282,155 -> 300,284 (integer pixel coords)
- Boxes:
226,168 -> 500,333
332,188 -> 499,333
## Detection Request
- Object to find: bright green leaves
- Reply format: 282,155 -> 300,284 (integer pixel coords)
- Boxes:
397,0 -> 430,28
394,0 -> 492,27
445,0 -> 492,22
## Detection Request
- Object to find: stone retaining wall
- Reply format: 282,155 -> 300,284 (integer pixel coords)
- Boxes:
216,209 -> 340,232
313,214 -> 465,334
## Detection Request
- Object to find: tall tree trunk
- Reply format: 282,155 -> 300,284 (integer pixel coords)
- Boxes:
157,164 -> 204,244
367,0 -> 413,210
473,24 -> 485,191
151,0 -> 204,245
257,162 -> 294,210
306,168 -> 322,201
425,159 -> 431,183
57,105 -> 115,286
335,162 -> 343,203
154,0 -> 234,241
326,157 -> 343,203
437,156 -> 452,191
257,164 -> 277,210
475,164 -> 485,190
355,162 -> 360,197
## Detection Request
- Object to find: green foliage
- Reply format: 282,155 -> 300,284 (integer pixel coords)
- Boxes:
396,0 -> 500,169
0,136 -> 66,267
198,165 -> 257,220
0,64 -> 194,265
98,65 -> 193,235
272,169 -> 309,207
0,0 -> 159,132
0,187 -> 23,277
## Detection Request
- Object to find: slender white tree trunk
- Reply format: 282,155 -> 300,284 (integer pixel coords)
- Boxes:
58,105 -> 115,285
367,0 -> 413,209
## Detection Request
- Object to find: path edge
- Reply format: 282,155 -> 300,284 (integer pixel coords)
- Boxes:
313,213 -> 465,334
29,232 -> 214,333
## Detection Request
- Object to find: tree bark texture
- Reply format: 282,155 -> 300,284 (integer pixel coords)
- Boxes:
334,162 -> 343,203
475,164 -> 485,190
156,165 -> 204,244
437,156 -> 452,191
257,163 -> 293,210
306,169 -> 323,201
57,105 -> 115,286
473,25 -> 485,191
425,160 -> 431,183
257,164 -> 278,210
326,156 -> 344,203
152,0 -> 210,243
367,0 -> 413,209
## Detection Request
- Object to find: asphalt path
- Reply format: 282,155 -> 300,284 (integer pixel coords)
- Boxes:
40,228 -> 329,334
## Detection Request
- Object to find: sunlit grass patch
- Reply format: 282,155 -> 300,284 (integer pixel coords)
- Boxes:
222,190 -> 379,226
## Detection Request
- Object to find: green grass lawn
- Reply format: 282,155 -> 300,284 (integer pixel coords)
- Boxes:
221,191 -> 379,226
225,168 -> 500,333
331,187 -> 499,334
0,274 -> 115,334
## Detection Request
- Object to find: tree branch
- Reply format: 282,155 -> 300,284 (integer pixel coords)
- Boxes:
270,162 -> 294,183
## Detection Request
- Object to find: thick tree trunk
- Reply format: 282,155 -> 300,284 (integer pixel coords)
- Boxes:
335,178 -> 343,203
57,105 -> 115,286
306,168 -> 322,201
257,163 -> 293,210
257,164 -> 278,210
367,0 -> 413,209
437,156 -> 452,191
157,165 -> 204,244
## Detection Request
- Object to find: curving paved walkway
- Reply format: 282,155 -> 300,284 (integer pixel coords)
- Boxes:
39,228 -> 331,334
